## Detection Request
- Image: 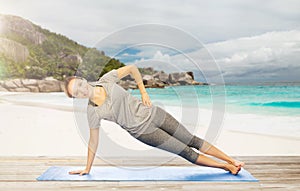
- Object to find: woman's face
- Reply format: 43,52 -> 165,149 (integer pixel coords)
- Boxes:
69,78 -> 89,98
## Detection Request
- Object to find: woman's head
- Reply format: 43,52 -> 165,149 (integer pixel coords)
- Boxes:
64,76 -> 90,98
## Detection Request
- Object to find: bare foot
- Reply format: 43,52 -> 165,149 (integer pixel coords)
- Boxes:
228,159 -> 245,167
223,163 -> 242,175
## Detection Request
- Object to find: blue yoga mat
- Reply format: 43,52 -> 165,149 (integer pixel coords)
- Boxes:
36,166 -> 258,182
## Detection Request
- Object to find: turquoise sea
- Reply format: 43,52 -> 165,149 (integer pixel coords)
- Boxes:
1,82 -> 299,117
128,82 -> 300,117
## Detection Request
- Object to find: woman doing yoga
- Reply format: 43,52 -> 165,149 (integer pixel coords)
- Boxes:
64,65 -> 245,176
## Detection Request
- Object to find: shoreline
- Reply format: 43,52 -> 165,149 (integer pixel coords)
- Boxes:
1,91 -> 300,140
1,92 -> 300,157
0,93 -> 300,140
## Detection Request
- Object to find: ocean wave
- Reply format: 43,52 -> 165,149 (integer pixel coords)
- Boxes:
249,101 -> 300,108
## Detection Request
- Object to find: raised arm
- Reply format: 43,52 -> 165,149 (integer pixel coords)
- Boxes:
116,65 -> 152,107
69,128 -> 99,176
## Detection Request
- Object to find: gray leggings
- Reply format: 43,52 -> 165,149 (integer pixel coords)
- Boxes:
135,106 -> 204,164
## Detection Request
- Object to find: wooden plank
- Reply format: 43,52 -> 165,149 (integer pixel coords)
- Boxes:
0,156 -> 299,191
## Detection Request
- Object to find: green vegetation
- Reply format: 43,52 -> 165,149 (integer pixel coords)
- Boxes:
0,18 -> 125,81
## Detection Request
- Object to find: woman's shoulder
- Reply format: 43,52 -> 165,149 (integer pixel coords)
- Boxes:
98,69 -> 119,84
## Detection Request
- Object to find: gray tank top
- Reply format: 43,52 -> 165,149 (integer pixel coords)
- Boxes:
87,69 -> 159,137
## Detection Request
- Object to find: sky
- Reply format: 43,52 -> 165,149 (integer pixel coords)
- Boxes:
0,0 -> 300,83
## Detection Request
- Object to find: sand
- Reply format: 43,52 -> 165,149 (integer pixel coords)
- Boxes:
1,95 -> 299,158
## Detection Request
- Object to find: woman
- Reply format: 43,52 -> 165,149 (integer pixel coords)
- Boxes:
64,65 -> 245,176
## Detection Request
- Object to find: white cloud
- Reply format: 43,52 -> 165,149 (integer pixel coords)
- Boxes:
131,51 -> 174,72
198,30 -> 300,82
153,51 -> 171,63
128,30 -> 300,83
0,0 -> 299,47
1,0 -> 299,82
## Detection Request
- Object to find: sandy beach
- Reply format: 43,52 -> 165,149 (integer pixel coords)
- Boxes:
1,92 -> 299,158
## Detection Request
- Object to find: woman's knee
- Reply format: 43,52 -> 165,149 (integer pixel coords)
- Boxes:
178,146 -> 199,164
189,136 -> 205,150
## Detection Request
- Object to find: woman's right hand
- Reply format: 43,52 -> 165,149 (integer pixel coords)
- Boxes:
69,168 -> 90,176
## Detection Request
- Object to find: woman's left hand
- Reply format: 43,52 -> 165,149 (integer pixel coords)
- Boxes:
141,92 -> 152,107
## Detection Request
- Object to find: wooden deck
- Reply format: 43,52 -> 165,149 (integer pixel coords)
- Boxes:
0,156 -> 299,190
